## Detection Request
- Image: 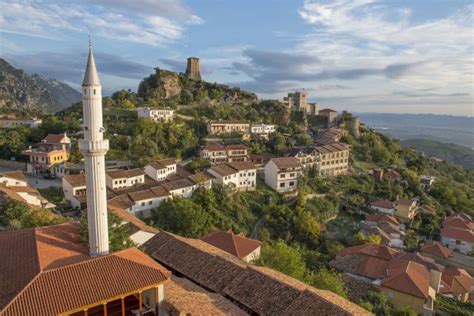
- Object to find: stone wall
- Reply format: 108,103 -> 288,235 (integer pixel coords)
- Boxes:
0,158 -> 27,171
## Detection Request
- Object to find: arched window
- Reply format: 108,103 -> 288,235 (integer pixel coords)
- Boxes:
93,89 -> 96,95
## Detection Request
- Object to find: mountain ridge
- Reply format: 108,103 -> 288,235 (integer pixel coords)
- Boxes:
0,58 -> 81,114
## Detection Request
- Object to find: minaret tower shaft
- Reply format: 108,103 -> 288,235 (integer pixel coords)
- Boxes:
79,39 -> 110,256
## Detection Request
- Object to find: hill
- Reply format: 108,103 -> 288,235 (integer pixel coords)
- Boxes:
0,58 -> 81,114
137,68 -> 257,107
401,138 -> 474,170
357,112 -> 474,148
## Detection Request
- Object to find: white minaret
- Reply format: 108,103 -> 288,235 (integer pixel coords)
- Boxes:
79,38 -> 110,256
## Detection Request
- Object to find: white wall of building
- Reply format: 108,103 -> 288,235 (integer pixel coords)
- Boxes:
144,164 -> 176,182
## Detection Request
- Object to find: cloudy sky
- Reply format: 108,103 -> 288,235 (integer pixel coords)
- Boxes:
1,0 -> 473,116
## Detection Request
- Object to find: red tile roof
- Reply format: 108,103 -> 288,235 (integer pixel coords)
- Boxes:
441,227 -> 474,243
270,157 -> 301,169
202,144 -> 225,151
394,199 -> 415,206
0,170 -> 27,183
227,161 -> 256,171
420,242 -> 454,259
63,173 -> 86,187
44,133 -> 68,143
366,214 -> 399,226
319,109 -> 337,113
201,230 -> 262,258
370,200 -> 394,209
0,223 -> 169,316
441,268 -> 474,295
382,259 -> 431,299
443,215 -> 474,231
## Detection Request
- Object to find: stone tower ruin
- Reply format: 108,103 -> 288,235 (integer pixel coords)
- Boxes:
350,116 -> 360,138
185,57 -> 201,80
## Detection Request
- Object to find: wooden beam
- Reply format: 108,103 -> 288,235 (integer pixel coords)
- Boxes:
84,310 -> 87,316
138,291 -> 143,316
121,297 -> 125,316
103,303 -> 107,316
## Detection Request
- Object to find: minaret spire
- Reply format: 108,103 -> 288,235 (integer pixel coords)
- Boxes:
79,38 -> 110,257
82,36 -> 101,86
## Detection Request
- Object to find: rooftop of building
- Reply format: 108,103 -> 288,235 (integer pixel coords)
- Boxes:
270,157 -> 301,169
63,173 -> 86,187
147,158 -> 177,170
106,168 -> 145,180
144,231 -> 371,315
0,222 -> 170,315
366,214 -> 399,226
201,230 -> 262,258
381,259 -> 431,299
370,200 -> 394,209
420,242 -> 454,259
0,170 -> 28,183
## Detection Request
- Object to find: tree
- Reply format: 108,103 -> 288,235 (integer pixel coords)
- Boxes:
185,159 -> 211,174
295,133 -> 313,146
79,211 -> 134,253
308,267 -> 347,298
359,291 -> 392,316
366,234 -> 382,245
392,306 -> 417,316
152,197 -> 211,238
255,240 -> 307,280
0,199 -> 64,230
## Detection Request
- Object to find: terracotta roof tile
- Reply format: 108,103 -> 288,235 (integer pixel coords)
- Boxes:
107,168 -> 144,179
366,214 -> 399,226
148,158 -> 176,170
270,157 -> 301,169
441,227 -> 474,243
227,162 -> 256,171
144,232 -> 370,315
162,178 -> 194,192
44,133 -> 67,143
201,230 -> 261,258
2,248 -> 169,316
382,259 -> 430,299
370,200 -> 394,209
421,242 -> 454,259
63,174 -> 86,187
0,170 -> 27,183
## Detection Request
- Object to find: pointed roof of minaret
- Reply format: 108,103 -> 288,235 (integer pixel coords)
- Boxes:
82,37 -> 101,86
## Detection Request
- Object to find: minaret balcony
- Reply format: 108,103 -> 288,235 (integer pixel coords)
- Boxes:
79,139 -> 109,154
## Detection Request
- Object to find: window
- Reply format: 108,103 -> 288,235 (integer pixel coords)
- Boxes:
93,89 -> 96,95
289,181 -> 295,186
141,202 -> 145,206
148,201 -> 152,205
280,183 -> 285,187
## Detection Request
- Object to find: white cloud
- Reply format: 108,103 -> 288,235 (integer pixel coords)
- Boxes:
0,0 -> 202,46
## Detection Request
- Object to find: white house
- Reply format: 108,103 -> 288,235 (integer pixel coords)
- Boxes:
369,200 -> 395,215
144,158 -> 177,182
0,115 -> 42,129
250,124 -> 275,138
207,162 -> 257,192
125,186 -> 171,218
162,178 -> 196,198
264,157 -> 301,193
440,214 -> 474,254
106,168 -> 145,190
62,174 -> 87,209
0,171 -> 28,187
137,107 -> 175,122
420,175 -> 436,191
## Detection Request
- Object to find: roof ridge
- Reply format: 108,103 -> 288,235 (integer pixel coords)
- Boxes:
230,233 -> 241,257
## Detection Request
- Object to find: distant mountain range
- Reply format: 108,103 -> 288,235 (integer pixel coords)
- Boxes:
0,58 -> 81,113
401,139 -> 474,170
357,112 -> 474,148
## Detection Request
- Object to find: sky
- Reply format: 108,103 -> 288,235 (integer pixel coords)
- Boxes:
0,0 -> 473,116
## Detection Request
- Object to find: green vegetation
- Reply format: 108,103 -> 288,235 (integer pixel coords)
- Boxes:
401,138 -> 474,170
435,295 -> 474,316
0,199 -> 65,230
79,211 -> 134,253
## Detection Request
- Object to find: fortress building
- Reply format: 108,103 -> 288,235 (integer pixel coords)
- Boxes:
185,57 -> 201,80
